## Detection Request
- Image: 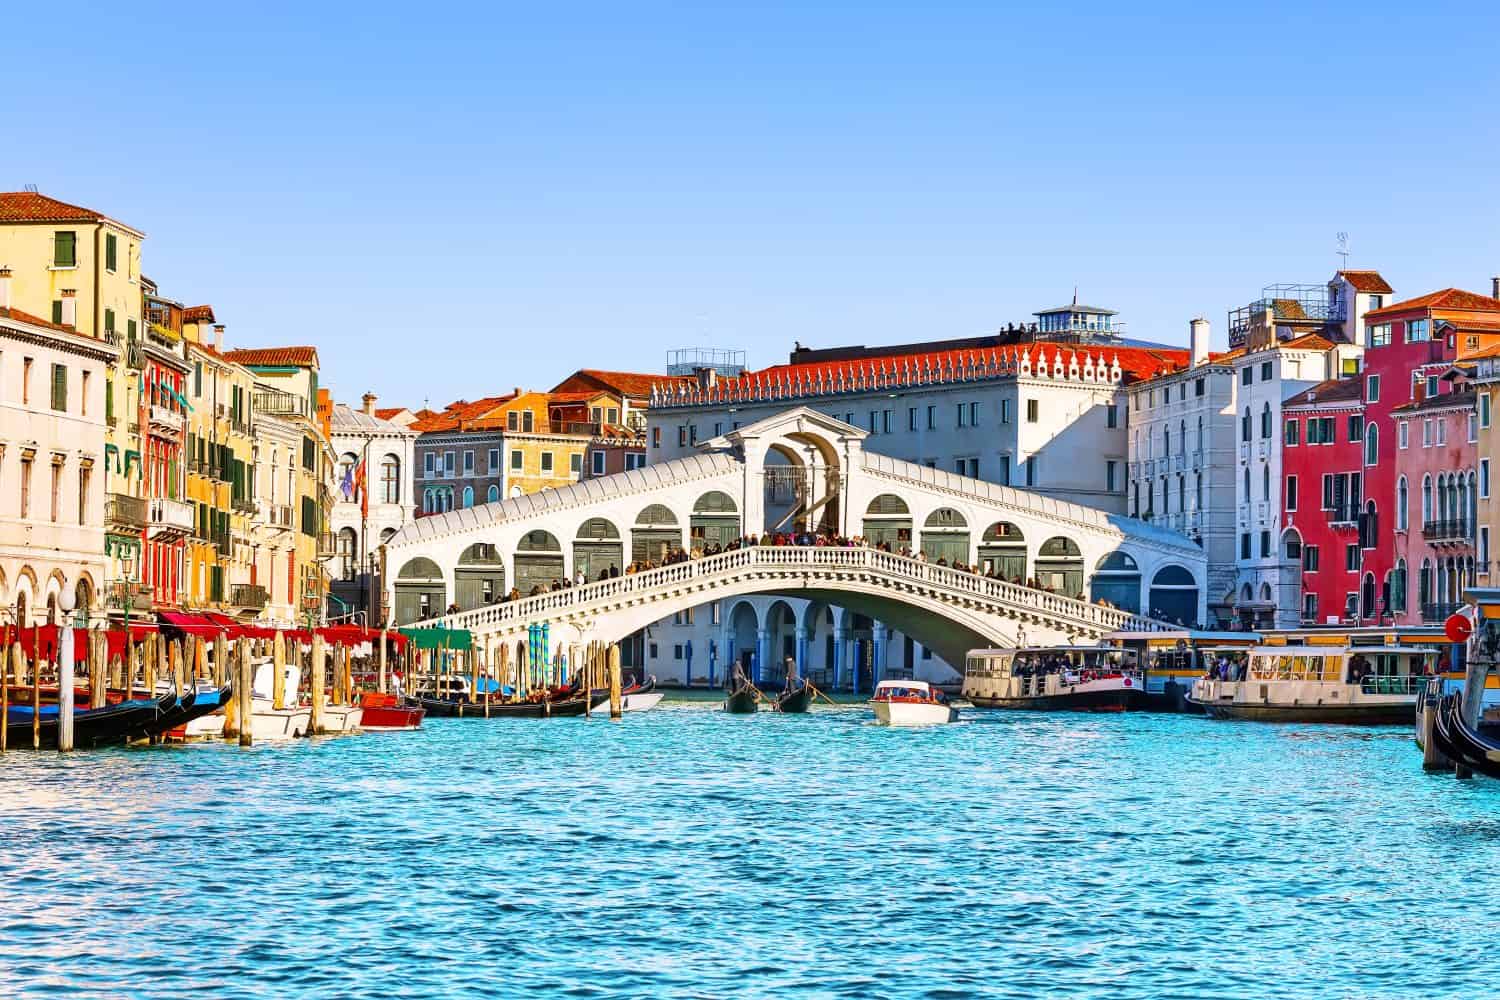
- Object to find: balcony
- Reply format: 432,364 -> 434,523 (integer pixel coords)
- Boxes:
231,583 -> 269,610
148,403 -> 185,434
105,580 -> 153,613
1256,502 -> 1269,523
1191,449 -> 1205,471
253,390 -> 309,418
1237,504 -> 1250,528
1329,504 -> 1359,528
316,531 -> 338,560
1422,519 -> 1473,545
1172,454 -> 1186,472
1421,601 -> 1464,624
262,503 -> 293,530
1257,439 -> 1270,460
147,497 -> 194,539
1238,443 -> 1249,463
105,492 -> 146,530
232,496 -> 257,515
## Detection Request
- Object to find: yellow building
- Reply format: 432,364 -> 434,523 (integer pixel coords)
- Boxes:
0,191 -> 150,618
1472,347 -> 1500,588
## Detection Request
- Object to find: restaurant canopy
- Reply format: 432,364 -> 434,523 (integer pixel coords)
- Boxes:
398,627 -> 471,651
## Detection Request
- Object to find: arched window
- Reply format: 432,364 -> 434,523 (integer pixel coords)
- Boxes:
1262,464 -> 1270,501
487,484 -> 500,503
1364,424 -> 1378,467
1397,476 -> 1408,532
1422,475 -> 1433,526
461,485 -> 474,508
1469,471 -> 1478,537
1361,572 -> 1376,618
1241,407 -> 1251,442
1196,415 -> 1204,452
1419,558 -> 1433,608
1163,426 -> 1170,455
380,455 -> 401,504
337,526 -> 357,580
1243,466 -> 1250,497
1261,402 -> 1272,438
1391,558 -> 1407,613
1179,419 -> 1186,455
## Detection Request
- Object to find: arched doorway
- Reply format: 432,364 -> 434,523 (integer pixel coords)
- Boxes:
727,601 -> 759,679
515,530 -> 565,594
977,522 -> 1026,581
690,491 -> 739,550
862,495 -> 912,550
394,557 -> 445,624
574,518 -> 623,581
1090,552 -> 1141,612
1149,565 -> 1198,624
632,504 -> 680,563
1361,572 -> 1377,619
455,542 -> 506,610
74,577 -> 94,626
765,600 -> 798,686
921,508 -> 970,565
1036,537 -> 1084,596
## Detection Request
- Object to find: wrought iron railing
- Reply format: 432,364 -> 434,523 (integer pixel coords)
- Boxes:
231,583 -> 269,609
105,492 -> 146,529
1422,519 -> 1472,543
1421,601 -> 1464,624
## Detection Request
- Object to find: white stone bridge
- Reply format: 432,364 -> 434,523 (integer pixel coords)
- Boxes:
383,408 -> 1206,672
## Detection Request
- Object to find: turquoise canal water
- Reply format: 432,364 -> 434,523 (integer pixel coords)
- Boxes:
2,701 -> 1498,999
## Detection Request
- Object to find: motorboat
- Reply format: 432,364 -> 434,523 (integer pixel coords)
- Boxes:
589,677 -> 665,714
357,691 -> 425,732
963,646 -> 1144,712
1188,644 -> 1437,724
249,660 -> 312,740
870,679 -> 958,726
320,701 -> 365,734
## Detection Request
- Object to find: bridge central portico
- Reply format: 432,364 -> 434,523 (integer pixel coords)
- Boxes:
384,407 -> 1207,676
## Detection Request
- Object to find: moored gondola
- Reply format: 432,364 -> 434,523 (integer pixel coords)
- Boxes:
773,680 -> 814,714
410,692 -> 591,719
4,691 -> 176,750
1433,693 -> 1500,780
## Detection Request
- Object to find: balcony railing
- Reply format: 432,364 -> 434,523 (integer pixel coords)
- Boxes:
105,492 -> 146,530
105,580 -> 153,613
316,531 -> 338,559
253,391 -> 309,418
1328,504 -> 1359,527
262,503 -> 293,530
231,583 -> 269,610
1421,601 -> 1464,624
231,496 -> 257,514
147,497 -> 194,538
148,403 -> 185,433
1422,519 -> 1473,544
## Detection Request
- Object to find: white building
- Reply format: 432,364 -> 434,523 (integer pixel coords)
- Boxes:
330,394 -> 416,624
0,282 -> 118,625
1125,318 -> 1237,625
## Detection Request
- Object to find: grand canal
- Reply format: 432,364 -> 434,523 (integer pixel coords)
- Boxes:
2,701 -> 1496,999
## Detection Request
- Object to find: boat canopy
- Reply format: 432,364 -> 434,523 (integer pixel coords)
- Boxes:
874,679 -> 931,693
398,627 -> 473,651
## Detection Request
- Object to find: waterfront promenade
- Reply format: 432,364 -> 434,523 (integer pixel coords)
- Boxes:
1,700 -> 1494,999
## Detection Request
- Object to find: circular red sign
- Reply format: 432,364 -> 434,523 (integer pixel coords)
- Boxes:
1445,613 -> 1473,644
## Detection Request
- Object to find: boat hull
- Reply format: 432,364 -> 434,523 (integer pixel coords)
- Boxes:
359,703 -> 425,731
1195,700 -> 1415,725
969,688 -> 1141,712
590,691 -> 666,714
773,684 -> 814,714
320,705 -> 365,733
871,701 -> 958,726
249,703 -> 312,740
412,695 -> 590,718
723,687 -> 758,714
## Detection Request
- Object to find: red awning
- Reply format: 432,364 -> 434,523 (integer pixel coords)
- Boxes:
0,624 -> 159,665
315,625 -> 407,650
158,611 -> 243,638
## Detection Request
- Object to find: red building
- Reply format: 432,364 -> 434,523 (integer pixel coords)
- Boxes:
140,292 -> 192,609
1281,377 -> 1367,624
1391,376 -> 1477,625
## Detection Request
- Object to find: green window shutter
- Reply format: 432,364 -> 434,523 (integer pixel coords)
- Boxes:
105,233 -> 117,271
105,379 -> 114,421
51,364 -> 67,411
54,231 -> 76,267
104,308 -> 115,334
52,301 -> 63,324
193,363 -> 202,397
127,319 -> 137,341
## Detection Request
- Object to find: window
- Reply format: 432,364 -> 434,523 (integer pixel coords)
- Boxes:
1000,399 -> 1012,424
1346,544 -> 1360,571
713,422 -> 723,437
1286,475 -> 1298,511
44,362 -> 69,412
570,453 -> 582,475
1427,374 -> 1439,398
870,411 -> 880,433
1241,367 -> 1252,386
510,450 -> 523,471
1026,399 -> 1038,423
999,455 -> 1011,486
1369,323 -> 1391,347
1261,403 -> 1271,438
624,453 -> 645,471
907,407 -> 918,431
1407,318 -> 1430,343
607,407 -> 618,424
1260,361 -> 1273,381
79,370 -> 89,416
78,463 -> 90,525
522,411 -> 534,433
1483,392 -> 1493,429
104,233 -> 118,272
53,231 -> 76,268
1260,531 -> 1270,558
926,406 -> 936,430
1106,460 -> 1117,492
1285,419 -> 1300,446
441,450 -> 454,476
49,461 -> 62,522
1483,459 -> 1491,500
677,426 -> 687,447
423,453 -> 435,479
487,448 -> 500,472
1241,408 -> 1251,442
969,401 -> 980,426
592,451 -> 606,475
462,450 -> 475,475
651,427 -> 661,448
1436,420 -> 1446,447
305,438 -> 318,471
1303,545 -> 1320,571
1240,533 -> 1250,560
1397,476 -> 1408,531
1483,527 -> 1491,568
1303,593 -> 1319,621
1347,414 -> 1363,443
1024,456 -> 1036,486
1366,375 -> 1380,403
1422,419 -> 1432,448
1105,404 -> 1118,429
1398,421 -> 1408,449
1369,294 -> 1384,311
1195,377 -> 1205,397
540,452 -> 553,473
381,456 -> 400,503
461,485 -> 473,508
1469,411 -> 1479,443
1364,425 -> 1378,467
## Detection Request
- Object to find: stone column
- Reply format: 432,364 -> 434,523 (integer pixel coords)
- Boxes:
794,626 -> 808,682
872,622 -> 888,686
755,628 -> 771,686
718,632 -> 734,688
832,627 -> 847,691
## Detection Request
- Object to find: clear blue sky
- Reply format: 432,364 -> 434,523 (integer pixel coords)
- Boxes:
8,2 -> 1500,407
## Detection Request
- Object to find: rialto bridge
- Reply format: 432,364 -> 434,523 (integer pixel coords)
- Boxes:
382,408 -> 1206,676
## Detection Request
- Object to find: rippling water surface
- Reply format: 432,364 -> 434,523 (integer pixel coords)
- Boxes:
2,699 -> 1498,999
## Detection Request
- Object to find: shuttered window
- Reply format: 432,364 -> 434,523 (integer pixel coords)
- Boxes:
300,496 -> 317,537
105,233 -> 118,272
302,437 -> 315,470
105,379 -> 114,422
52,301 -> 63,324
53,231 -> 76,267
50,364 -> 67,411
104,308 -> 115,334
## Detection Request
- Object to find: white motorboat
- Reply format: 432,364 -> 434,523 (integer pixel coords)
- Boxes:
250,660 -> 312,741
590,690 -> 665,714
870,679 -> 959,726
320,702 -> 365,733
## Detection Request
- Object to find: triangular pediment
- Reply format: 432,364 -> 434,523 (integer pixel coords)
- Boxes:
699,405 -> 867,451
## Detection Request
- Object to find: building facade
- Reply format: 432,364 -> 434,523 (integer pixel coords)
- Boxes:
330,394 -> 416,625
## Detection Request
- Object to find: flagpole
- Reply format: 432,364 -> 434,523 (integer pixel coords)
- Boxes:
361,433 -> 372,628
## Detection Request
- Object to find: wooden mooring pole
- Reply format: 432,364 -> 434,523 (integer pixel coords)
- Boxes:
310,633 -> 327,735
237,640 -> 253,747
608,643 -> 623,720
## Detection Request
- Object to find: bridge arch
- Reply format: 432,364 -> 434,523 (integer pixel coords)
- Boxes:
632,503 -> 681,563
574,517 -> 623,582
1090,551 -> 1141,613
978,522 -> 1026,581
921,507 -> 970,564
516,530 -> 564,595
862,494 -> 912,550
394,556 -> 445,624
1036,536 -> 1085,597
726,599 -> 760,677
455,543 -> 505,611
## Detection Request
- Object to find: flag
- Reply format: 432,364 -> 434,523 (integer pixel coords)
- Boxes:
339,462 -> 356,502
354,455 -> 368,519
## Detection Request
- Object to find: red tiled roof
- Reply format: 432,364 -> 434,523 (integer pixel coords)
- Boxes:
373,407 -> 408,420
553,369 -> 693,398
182,305 -> 215,323
222,346 -> 319,368
751,342 -> 1188,387
410,395 -> 516,433
1284,376 -> 1364,409
1278,333 -> 1335,351
1366,288 -> 1500,319
0,191 -> 107,223
0,304 -> 76,334
1336,270 -> 1394,294
1391,385 -> 1476,415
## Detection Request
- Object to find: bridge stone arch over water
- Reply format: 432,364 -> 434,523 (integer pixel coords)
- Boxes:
384,408 -> 1206,670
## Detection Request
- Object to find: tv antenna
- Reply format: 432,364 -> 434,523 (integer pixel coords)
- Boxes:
1336,232 -> 1350,269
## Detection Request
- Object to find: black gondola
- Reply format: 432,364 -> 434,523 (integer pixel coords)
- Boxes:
773,680 -> 814,714
148,685 -> 233,738
1433,693 -> 1500,780
3,691 -> 176,750
723,683 -> 759,714
410,693 -> 591,719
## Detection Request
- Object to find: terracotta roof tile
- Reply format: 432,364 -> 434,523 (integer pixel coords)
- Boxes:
1336,270 -> 1394,294
222,346 -> 319,368
373,407 -> 408,420
553,369 -> 694,398
182,305 -> 215,323
0,304 -> 77,335
1278,333 -> 1335,351
1284,376 -> 1364,409
1391,385 -> 1476,414
0,191 -> 106,223
1366,288 -> 1500,319
410,395 -> 516,433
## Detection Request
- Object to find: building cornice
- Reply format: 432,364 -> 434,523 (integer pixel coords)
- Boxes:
0,319 -> 120,363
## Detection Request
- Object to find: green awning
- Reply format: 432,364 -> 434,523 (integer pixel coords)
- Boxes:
170,387 -> 193,412
398,627 -> 473,651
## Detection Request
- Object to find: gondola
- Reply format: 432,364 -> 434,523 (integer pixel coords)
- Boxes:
1433,693 -> 1500,780
773,679 -> 814,714
410,693 -> 591,719
3,690 -> 176,750
723,682 -> 759,714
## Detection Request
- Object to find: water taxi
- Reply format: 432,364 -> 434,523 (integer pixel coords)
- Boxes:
962,646 -> 1143,712
1188,644 -> 1439,724
870,679 -> 958,726
1105,630 -> 1261,712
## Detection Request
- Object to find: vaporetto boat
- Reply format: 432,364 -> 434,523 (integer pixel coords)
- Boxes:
962,646 -> 1144,712
1188,644 -> 1438,724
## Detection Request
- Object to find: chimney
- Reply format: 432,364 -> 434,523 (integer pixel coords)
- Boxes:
213,324 -> 225,351
695,365 -> 717,390
1189,316 -> 1210,367
0,266 -> 10,311
60,288 -> 76,328
362,391 -> 377,415
1491,276 -> 1499,300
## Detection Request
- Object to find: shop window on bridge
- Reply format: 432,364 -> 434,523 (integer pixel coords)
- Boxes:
978,522 -> 1026,582
1149,565 -> 1198,626
455,542 -> 505,610
863,495 -> 912,550
920,508 -> 970,565
394,557 -> 445,625
1036,537 -> 1084,597
632,504 -> 681,563
515,530 -> 565,595
690,491 -> 740,550
575,517 -> 623,581
1089,551 -> 1141,613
